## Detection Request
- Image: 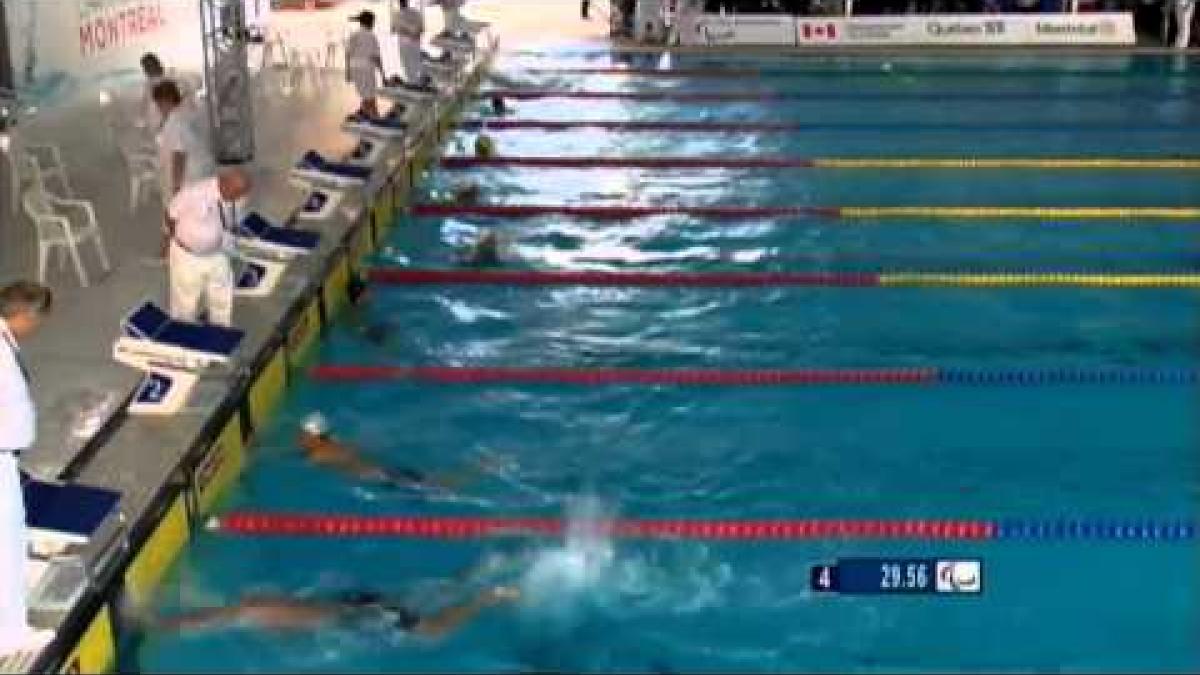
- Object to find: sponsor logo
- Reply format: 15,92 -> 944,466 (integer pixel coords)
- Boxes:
697,21 -> 736,45
842,20 -> 907,41
925,18 -> 1006,39
926,20 -> 984,36
936,560 -> 982,593
799,22 -> 838,41
1035,21 -> 1114,36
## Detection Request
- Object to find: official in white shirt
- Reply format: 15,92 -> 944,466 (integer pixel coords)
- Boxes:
391,0 -> 426,85
139,53 -> 196,134
166,168 -> 251,327
345,11 -> 387,120
0,281 -> 54,656
153,80 -> 216,202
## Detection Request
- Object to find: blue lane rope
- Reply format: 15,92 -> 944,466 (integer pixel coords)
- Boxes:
994,520 -> 1197,541
937,368 -> 1199,386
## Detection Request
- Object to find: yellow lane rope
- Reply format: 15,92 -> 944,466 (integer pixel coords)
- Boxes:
814,158 -> 1200,170
878,274 -> 1200,288
838,207 -> 1200,219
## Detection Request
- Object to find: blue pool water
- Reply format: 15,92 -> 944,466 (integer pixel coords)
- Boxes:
136,53 -> 1199,672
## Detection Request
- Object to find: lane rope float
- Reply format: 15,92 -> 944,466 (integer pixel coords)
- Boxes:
440,156 -> 1200,170
412,203 -> 1200,220
208,513 -> 1197,542
308,365 -> 1199,386
507,66 -> 1192,79
478,89 -> 1195,102
369,269 -> 1200,289
460,119 -> 1197,133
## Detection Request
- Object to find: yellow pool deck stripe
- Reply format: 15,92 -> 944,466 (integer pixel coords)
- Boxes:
878,274 -> 1200,288
813,158 -> 1200,170
838,207 -> 1200,220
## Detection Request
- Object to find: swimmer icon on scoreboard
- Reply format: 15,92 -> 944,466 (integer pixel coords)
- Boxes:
810,558 -> 983,595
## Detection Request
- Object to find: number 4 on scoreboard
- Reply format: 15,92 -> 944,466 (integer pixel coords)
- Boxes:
810,564 -> 839,593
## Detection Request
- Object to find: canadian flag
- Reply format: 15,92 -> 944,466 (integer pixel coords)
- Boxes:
800,22 -> 838,40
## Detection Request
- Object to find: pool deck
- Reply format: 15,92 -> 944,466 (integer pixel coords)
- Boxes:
0,35 -> 499,675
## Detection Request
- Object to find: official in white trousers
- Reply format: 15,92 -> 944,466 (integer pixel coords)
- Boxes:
346,11 -> 387,119
1176,0 -> 1195,49
166,168 -> 252,327
392,0 -> 426,84
436,0 -> 469,35
0,281 -> 54,656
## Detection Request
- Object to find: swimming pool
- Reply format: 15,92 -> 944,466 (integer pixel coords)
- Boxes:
136,52 -> 1199,673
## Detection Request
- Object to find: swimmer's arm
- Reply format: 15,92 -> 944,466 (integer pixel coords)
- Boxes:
422,453 -> 507,492
160,598 -> 340,633
155,605 -> 254,633
411,587 -> 515,639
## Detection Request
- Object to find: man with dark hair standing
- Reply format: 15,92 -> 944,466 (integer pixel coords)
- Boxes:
0,281 -> 54,657
391,0 -> 426,86
153,79 -> 215,203
140,53 -> 168,129
346,10 -> 387,120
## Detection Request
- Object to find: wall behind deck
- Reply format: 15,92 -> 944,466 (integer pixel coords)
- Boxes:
3,0 -> 271,105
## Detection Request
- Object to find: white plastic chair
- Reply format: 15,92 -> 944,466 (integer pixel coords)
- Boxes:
116,136 -> 161,212
21,184 -> 111,287
324,29 -> 342,70
23,144 -> 75,198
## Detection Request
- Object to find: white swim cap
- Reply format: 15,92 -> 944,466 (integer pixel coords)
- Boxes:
302,412 -> 329,436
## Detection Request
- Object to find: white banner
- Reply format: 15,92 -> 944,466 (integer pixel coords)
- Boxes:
678,14 -> 797,46
795,13 -> 1134,45
679,11 -> 1135,46
2,0 -> 267,105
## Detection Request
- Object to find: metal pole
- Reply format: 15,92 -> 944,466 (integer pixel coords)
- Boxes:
200,0 -> 254,164
0,1 -> 14,93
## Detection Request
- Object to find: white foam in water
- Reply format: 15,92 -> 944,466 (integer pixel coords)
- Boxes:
518,496 -> 732,625
520,495 -> 616,614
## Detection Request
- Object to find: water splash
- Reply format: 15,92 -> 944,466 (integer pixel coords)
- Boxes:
520,494 -> 616,617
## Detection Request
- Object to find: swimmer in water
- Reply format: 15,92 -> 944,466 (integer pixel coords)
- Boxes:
489,95 -> 511,116
451,181 -> 482,206
458,229 -> 503,267
297,413 -> 488,492
474,134 -> 496,158
156,586 -> 520,638
346,273 -> 392,346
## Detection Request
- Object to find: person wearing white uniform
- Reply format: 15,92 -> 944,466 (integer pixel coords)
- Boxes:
345,11 -> 387,120
391,0 -> 426,85
140,53 -> 196,134
154,80 -> 216,202
1175,0 -> 1195,49
0,281 -> 55,657
437,0 -> 469,36
165,168 -> 251,327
